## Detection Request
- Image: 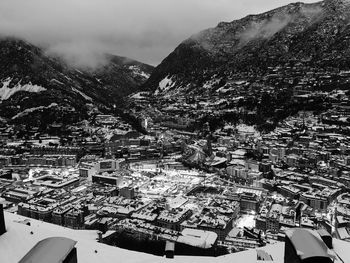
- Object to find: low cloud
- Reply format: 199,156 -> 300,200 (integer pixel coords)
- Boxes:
239,15 -> 293,44
300,4 -> 323,17
0,0 -> 318,68
239,3 -> 323,45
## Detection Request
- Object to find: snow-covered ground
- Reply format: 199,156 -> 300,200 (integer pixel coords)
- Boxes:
130,162 -> 157,172
80,124 -> 131,141
203,79 -> 220,90
0,78 -> 46,100
2,212 -> 350,263
50,79 -> 64,85
72,87 -> 93,101
11,103 -> 58,119
1,212 -> 158,263
178,229 -> 217,249
130,92 -> 149,99
1,212 -> 259,263
235,214 -> 256,229
6,138 -> 60,147
155,76 -> 176,95
236,124 -> 259,135
129,65 -> 150,79
167,195 -> 188,209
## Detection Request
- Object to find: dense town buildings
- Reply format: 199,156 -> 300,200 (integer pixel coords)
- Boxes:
1,90 -> 350,253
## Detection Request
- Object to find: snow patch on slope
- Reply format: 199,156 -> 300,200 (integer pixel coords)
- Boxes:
0,78 -> 47,100
50,79 -> 64,85
12,103 -> 58,119
72,87 -> 93,101
155,76 -> 176,95
203,79 -> 220,90
128,65 -> 150,79
130,92 -> 150,99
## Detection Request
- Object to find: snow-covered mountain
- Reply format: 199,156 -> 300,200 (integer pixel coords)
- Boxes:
143,0 -> 350,96
0,38 -> 154,126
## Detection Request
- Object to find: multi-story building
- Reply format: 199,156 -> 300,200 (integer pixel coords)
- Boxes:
300,192 -> 328,211
181,202 -> 239,241
240,192 -> 260,212
64,208 -> 85,229
119,187 -> 135,199
157,208 -> 192,231
52,205 -> 73,226
95,159 -> 126,173
266,214 -> 280,233
277,185 -> 301,200
286,155 -> 298,167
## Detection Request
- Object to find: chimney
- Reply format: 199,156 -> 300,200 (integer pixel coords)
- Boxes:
165,241 -> 175,259
317,229 -> 333,249
0,203 -> 6,235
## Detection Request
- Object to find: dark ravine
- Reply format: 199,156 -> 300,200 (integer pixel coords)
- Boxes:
0,37 -> 154,126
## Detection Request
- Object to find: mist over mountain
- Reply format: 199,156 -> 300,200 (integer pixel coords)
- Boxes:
0,0 -> 318,67
143,0 -> 350,95
2,0 -> 350,128
0,37 -> 153,126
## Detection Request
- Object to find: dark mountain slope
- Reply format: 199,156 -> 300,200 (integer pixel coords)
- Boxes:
0,38 -> 153,126
143,0 -> 350,94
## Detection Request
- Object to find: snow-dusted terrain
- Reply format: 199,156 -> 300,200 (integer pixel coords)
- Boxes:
0,78 -> 46,100
1,211 -> 350,263
11,103 -> 58,119
72,87 -> 93,101
129,65 -> 151,79
155,76 -> 176,95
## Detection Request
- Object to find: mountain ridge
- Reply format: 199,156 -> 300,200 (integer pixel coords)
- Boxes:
0,37 -> 154,127
142,0 -> 350,95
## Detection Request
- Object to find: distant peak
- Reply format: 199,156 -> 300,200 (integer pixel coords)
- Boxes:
323,0 -> 350,7
325,0 -> 350,3
320,0 -> 350,18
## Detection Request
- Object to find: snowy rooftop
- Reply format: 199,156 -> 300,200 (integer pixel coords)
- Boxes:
178,229 -> 218,249
1,212 -> 350,263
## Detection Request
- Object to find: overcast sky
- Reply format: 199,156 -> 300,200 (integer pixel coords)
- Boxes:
0,0 -> 318,67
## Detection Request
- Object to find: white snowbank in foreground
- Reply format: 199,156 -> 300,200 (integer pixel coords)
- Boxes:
1,212 -> 259,263
2,212 -> 158,263
3,212 -> 350,263
0,78 -> 46,100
